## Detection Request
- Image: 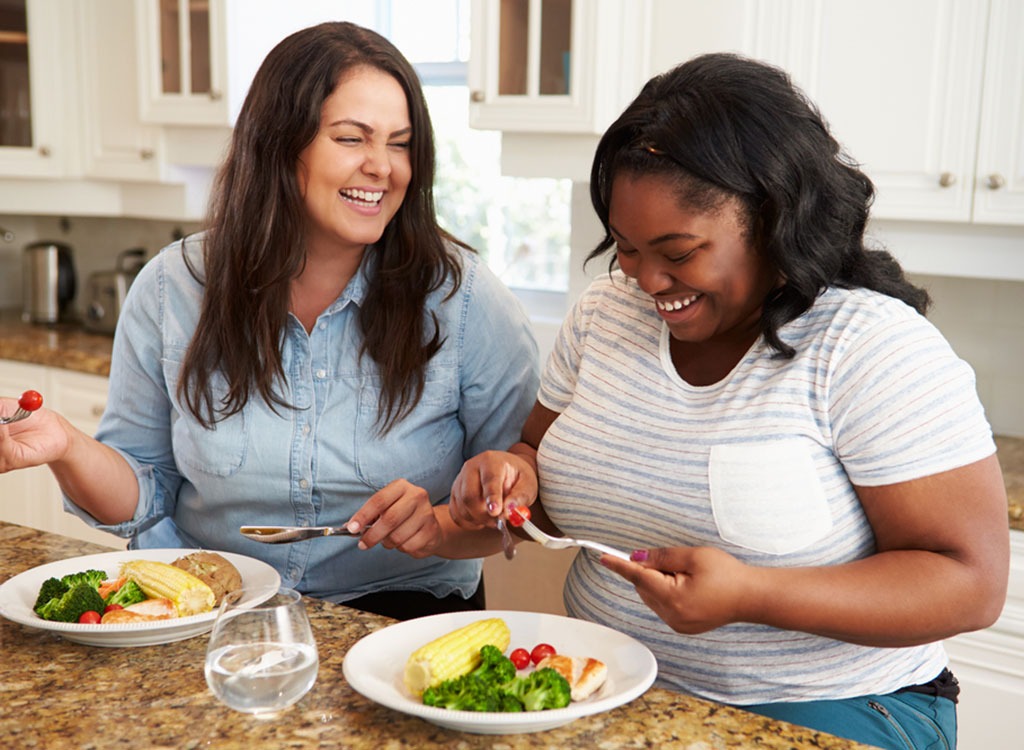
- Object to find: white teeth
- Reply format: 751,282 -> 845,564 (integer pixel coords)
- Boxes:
656,295 -> 699,311
340,188 -> 384,204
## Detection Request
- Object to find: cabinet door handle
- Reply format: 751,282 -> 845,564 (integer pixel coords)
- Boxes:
938,172 -> 956,188
37,146 -> 51,157
470,90 -> 485,103
91,404 -> 105,418
209,89 -> 223,101
986,173 -> 1006,190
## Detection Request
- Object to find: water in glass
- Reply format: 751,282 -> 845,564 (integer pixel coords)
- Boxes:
204,587 -> 319,716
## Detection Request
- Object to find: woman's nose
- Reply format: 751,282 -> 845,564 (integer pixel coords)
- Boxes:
633,258 -> 672,295
361,144 -> 392,178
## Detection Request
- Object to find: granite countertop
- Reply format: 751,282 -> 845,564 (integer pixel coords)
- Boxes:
2,311 -> 1023,532
0,522 -> 874,750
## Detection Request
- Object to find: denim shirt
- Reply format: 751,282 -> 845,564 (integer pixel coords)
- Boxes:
65,234 -> 539,603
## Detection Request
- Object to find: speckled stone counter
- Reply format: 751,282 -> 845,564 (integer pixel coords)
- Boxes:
0,522 -> 875,749
0,309 -> 113,377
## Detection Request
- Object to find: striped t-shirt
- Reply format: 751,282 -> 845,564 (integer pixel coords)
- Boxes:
537,271 -> 995,705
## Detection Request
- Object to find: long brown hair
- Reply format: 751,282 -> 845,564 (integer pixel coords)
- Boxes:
180,22 -> 466,431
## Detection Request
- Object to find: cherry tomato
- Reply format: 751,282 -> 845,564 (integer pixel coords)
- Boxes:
507,505 -> 531,528
78,610 -> 101,624
103,604 -> 123,614
18,390 -> 43,412
509,648 -> 531,670
530,642 -> 556,666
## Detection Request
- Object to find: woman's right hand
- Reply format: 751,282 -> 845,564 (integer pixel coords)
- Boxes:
0,400 -> 71,473
448,448 -> 539,530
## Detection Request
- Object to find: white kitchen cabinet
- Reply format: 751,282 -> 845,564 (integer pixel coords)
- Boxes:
972,0 -> 1024,224
0,0 -> 81,179
0,360 -> 124,548
77,0 -> 164,183
754,0 -> 1024,227
944,531 -> 1024,750
468,0 -> 651,134
135,0 -> 378,129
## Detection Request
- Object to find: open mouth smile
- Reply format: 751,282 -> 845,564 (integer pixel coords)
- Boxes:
656,294 -> 701,312
339,188 -> 384,207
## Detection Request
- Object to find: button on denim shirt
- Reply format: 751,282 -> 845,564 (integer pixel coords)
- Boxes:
66,234 -> 539,603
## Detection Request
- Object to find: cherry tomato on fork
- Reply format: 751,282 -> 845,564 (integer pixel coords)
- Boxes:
530,643 -> 556,666
509,648 -> 531,670
507,505 -> 531,527
18,390 -> 43,412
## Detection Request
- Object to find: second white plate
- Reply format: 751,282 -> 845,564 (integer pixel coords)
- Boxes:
0,548 -> 280,647
342,609 -> 657,734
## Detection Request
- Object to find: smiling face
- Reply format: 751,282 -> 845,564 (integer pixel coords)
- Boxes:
609,172 -> 778,375
296,66 -> 412,258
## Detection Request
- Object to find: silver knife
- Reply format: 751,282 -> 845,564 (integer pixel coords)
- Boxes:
239,525 -> 367,544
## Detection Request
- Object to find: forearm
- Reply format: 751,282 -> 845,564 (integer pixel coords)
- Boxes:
48,417 -> 140,525
741,549 -> 1007,647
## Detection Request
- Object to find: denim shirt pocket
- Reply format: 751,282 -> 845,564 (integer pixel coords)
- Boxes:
354,365 -> 459,490
708,440 -> 833,555
163,356 -> 248,477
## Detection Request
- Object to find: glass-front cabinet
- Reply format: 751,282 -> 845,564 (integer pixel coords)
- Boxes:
0,0 -> 73,177
469,0 -> 649,134
136,0 -> 226,126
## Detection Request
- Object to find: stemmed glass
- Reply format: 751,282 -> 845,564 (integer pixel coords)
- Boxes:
204,587 -> 319,716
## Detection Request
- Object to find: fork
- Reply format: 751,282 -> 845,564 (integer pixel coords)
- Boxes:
510,508 -> 632,561
0,407 -> 31,426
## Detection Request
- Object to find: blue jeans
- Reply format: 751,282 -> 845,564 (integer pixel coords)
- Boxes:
741,691 -> 956,750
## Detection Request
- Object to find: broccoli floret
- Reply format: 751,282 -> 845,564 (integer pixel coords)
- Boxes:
60,569 -> 107,589
505,667 -> 572,711
37,583 -> 106,623
469,644 -> 517,685
33,577 -> 70,615
104,579 -> 146,608
424,675 -> 504,712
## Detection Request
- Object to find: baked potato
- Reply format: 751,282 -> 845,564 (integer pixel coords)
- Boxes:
171,551 -> 242,605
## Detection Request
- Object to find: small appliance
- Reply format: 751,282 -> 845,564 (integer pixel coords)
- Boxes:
84,247 -> 147,334
22,241 -> 76,325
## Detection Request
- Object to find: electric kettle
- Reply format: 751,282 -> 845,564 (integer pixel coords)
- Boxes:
22,241 -> 77,324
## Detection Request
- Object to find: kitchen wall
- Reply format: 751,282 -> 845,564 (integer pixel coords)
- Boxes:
2,212 -> 1022,441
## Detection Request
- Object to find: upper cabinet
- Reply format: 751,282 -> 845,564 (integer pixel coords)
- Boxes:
468,0 -> 651,134
0,0 -> 80,178
973,0 -> 1024,224
136,0 -> 377,128
751,0 -> 1023,226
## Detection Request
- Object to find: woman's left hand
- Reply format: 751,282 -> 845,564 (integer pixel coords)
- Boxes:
601,546 -> 753,634
345,479 -> 444,558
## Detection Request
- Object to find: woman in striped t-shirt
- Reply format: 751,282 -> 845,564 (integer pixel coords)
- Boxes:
445,53 -> 1008,749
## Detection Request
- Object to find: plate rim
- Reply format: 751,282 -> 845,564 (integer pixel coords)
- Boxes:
0,548 -> 280,646
342,609 -> 657,733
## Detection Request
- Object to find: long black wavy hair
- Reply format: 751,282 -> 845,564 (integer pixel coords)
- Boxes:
589,52 -> 929,357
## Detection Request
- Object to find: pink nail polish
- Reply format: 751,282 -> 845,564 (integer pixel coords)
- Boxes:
630,549 -> 649,562
486,500 -> 498,514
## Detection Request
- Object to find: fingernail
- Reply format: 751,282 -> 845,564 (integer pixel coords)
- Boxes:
486,500 -> 498,515
630,549 -> 649,562
347,521 -> 360,533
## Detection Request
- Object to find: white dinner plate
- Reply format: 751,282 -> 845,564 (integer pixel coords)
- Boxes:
0,548 -> 280,647
342,609 -> 658,734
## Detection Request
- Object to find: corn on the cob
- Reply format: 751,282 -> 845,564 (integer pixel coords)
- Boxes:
403,617 -> 511,694
119,559 -> 216,617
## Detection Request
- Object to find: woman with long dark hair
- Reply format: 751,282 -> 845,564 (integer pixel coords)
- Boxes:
0,22 -> 538,620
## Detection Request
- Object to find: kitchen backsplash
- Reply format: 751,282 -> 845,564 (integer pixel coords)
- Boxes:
1,213 -> 1023,438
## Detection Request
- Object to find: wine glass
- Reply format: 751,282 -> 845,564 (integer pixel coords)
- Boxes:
204,587 -> 319,716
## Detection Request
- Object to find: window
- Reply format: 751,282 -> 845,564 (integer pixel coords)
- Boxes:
382,0 -> 572,295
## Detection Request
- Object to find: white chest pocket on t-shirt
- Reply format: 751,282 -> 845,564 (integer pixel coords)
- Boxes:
708,441 -> 833,555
